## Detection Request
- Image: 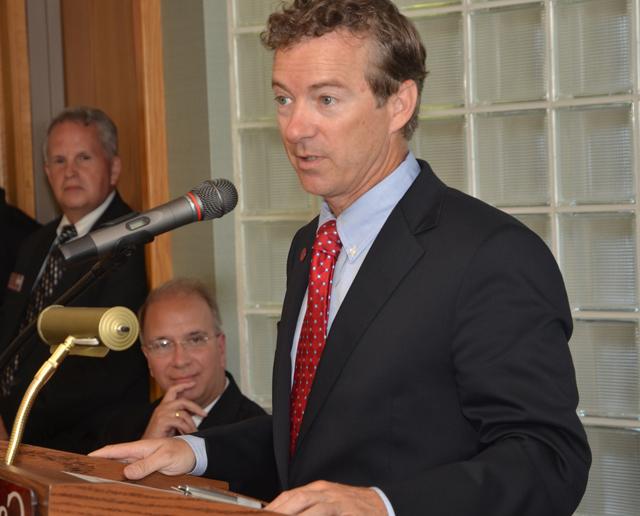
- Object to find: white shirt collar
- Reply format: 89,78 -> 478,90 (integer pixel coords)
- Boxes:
57,190 -> 116,238
192,376 -> 230,428
318,151 -> 421,262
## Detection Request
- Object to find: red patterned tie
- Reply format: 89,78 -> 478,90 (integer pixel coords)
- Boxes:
290,220 -> 342,458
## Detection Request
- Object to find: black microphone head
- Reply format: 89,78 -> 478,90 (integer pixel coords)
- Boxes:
191,179 -> 238,220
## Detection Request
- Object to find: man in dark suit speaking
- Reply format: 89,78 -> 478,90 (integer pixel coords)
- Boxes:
92,1 -> 591,514
0,106 -> 148,454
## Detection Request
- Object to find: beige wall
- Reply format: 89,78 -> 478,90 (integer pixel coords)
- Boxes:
161,0 -> 240,377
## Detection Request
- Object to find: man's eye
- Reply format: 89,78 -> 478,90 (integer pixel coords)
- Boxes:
156,339 -> 172,350
187,334 -> 209,347
274,96 -> 291,106
320,96 -> 335,106
78,153 -> 91,161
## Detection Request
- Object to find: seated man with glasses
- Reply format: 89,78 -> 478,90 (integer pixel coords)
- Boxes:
98,278 -> 265,444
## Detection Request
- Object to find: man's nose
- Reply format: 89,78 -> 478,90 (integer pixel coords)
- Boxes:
63,160 -> 78,177
170,341 -> 191,366
282,101 -> 316,143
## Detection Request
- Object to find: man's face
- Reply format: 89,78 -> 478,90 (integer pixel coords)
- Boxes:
142,293 -> 227,408
45,121 -> 120,223
272,30 -> 408,215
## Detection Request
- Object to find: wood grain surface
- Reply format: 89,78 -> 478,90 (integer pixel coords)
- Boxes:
0,441 -> 276,515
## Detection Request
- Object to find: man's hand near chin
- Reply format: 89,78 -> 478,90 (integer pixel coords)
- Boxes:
265,480 -> 388,515
89,438 -> 195,479
142,382 -> 206,439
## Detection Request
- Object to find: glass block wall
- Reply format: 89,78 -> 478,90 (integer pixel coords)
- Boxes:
228,0 -> 317,409
227,1 -> 640,512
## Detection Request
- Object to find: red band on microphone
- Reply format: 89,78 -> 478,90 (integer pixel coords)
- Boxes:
186,192 -> 203,220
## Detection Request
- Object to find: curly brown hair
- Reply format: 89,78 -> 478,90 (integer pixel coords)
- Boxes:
261,0 -> 427,140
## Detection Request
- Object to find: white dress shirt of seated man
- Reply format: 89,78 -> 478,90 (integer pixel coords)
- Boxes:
139,279 -> 227,439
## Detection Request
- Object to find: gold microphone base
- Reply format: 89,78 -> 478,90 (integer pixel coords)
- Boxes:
4,305 -> 139,465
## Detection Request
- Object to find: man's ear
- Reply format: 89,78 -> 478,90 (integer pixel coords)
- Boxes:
141,346 -> 154,376
388,80 -> 418,135
109,156 -> 122,186
218,332 -> 227,369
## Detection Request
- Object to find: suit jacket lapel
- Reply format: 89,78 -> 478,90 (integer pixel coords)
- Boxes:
21,224 -> 59,300
2,223 -> 59,347
199,372 -> 240,427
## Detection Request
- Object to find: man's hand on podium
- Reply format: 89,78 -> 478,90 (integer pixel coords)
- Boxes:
265,480 -> 387,516
89,437 -> 195,479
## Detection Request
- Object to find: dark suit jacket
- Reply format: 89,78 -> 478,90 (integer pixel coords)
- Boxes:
200,160 -> 591,514
0,188 -> 40,306
0,192 -> 149,454
97,371 -> 265,445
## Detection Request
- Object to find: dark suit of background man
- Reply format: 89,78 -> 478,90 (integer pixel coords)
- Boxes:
98,278 -> 265,446
0,106 -> 148,454
93,1 -> 591,514
0,188 -> 41,307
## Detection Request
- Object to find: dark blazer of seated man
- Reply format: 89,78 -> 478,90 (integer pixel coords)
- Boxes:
0,106 -> 148,453
98,278 -> 265,445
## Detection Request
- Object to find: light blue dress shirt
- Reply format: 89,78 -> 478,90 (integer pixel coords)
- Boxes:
290,152 -> 420,378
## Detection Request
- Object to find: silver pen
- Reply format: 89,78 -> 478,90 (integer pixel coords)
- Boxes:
172,484 -> 264,509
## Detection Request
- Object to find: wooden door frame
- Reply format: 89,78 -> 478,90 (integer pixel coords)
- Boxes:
132,0 -> 173,288
0,0 -> 36,217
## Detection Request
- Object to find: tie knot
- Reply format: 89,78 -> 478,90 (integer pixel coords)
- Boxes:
58,224 -> 77,245
313,220 -> 342,256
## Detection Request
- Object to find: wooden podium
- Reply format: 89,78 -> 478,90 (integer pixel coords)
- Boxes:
0,441 -> 276,515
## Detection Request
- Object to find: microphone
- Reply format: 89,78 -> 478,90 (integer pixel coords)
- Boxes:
59,179 -> 238,264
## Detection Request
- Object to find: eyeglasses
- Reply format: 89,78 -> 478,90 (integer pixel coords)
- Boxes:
143,332 -> 218,356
